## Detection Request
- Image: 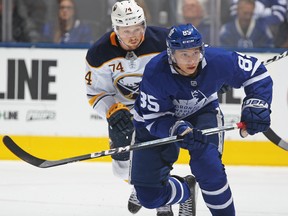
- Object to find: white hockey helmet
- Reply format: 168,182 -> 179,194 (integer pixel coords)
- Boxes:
111,0 -> 146,27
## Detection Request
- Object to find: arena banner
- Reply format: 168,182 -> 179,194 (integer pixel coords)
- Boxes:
0,47 -> 107,137
1,48 -> 288,165
0,48 -> 287,141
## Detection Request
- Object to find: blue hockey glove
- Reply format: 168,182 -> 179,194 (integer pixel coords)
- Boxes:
171,121 -> 208,151
107,103 -> 134,161
240,98 -> 271,135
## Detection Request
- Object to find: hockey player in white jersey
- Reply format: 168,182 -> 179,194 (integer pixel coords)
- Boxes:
131,23 -> 272,215
84,0 -> 176,215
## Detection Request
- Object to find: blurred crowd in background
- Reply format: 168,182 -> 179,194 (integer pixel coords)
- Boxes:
0,0 -> 287,48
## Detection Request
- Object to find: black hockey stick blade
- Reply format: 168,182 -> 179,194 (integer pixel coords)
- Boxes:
263,128 -> 288,151
3,136 -> 46,167
2,135 -> 95,168
2,123 -> 244,168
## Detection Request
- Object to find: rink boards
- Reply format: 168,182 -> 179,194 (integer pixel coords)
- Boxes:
1,135 -> 288,166
0,47 -> 288,166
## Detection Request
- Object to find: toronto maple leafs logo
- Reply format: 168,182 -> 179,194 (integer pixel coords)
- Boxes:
115,75 -> 142,100
173,90 -> 208,118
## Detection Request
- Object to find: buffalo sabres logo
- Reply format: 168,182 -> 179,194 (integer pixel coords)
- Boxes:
114,75 -> 142,100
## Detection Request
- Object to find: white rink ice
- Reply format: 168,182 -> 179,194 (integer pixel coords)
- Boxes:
1,161 -> 288,216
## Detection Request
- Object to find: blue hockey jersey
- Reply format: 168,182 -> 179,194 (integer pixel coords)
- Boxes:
133,47 -> 273,138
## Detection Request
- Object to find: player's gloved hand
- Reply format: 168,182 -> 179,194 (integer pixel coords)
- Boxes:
107,103 -> 134,161
171,121 -> 207,151
240,98 -> 271,136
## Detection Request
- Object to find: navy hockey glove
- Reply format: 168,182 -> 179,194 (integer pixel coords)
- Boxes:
240,98 -> 271,135
107,103 -> 134,161
171,121 -> 208,151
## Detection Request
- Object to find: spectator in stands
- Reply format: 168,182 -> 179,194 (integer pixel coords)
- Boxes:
179,0 -> 210,43
42,0 -> 93,43
180,0 -> 202,25
219,0 -> 274,48
0,0 -> 46,42
230,0 -> 287,26
178,0 -> 210,44
178,0 -> 211,44
275,19 -> 288,47
229,0 -> 287,46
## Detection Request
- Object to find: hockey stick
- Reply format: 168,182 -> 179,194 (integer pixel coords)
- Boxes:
260,50 -> 288,150
229,51 -> 288,148
263,129 -> 288,151
261,50 -> 288,66
2,122 -> 245,168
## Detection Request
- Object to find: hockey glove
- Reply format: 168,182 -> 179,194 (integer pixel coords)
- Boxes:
107,103 -> 134,161
171,121 -> 208,152
240,98 -> 271,135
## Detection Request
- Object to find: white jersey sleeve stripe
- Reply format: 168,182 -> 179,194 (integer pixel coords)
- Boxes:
133,110 -> 145,122
251,59 -> 261,76
143,111 -> 174,120
92,94 -> 116,119
242,71 -> 270,87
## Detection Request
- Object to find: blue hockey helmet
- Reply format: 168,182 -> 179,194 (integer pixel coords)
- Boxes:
166,24 -> 204,64
166,23 -> 203,50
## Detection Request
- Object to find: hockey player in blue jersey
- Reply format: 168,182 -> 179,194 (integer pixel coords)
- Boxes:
84,0 -> 177,215
130,23 -> 272,215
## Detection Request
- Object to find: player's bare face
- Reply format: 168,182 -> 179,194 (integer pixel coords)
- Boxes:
117,24 -> 145,50
174,48 -> 201,76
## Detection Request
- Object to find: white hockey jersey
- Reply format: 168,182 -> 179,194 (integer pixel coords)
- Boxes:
85,26 -> 169,119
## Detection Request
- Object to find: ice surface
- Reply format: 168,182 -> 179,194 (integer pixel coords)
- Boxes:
1,161 -> 288,216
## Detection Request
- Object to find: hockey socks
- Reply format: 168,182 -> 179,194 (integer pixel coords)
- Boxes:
166,176 -> 191,205
201,181 -> 235,216
134,176 -> 191,209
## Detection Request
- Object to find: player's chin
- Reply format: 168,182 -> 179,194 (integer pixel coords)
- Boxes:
127,44 -> 139,50
184,68 -> 197,75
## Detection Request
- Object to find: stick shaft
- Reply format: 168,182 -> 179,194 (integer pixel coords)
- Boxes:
2,122 -> 244,168
262,50 -> 288,66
